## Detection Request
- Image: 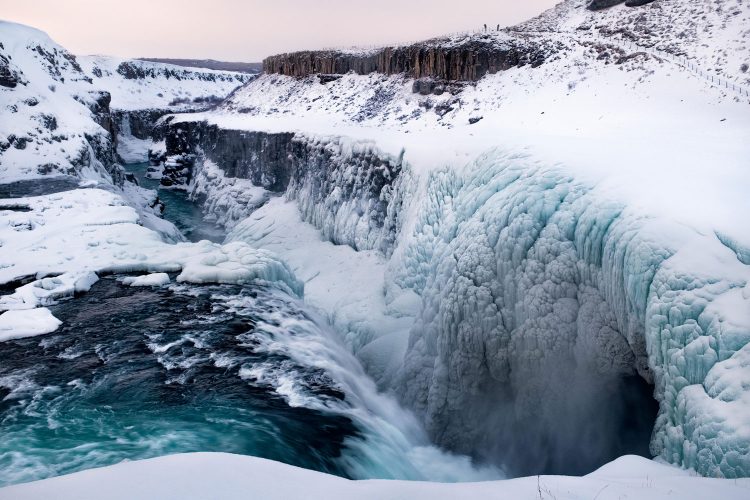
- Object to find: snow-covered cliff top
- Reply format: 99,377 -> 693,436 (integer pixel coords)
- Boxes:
181,31 -> 750,244
78,55 -> 253,111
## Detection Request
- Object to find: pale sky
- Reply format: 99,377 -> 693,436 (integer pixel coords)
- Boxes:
0,0 -> 559,62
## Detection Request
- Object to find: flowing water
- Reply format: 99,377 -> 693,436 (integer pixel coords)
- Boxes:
0,165 -> 500,486
127,162 -> 225,243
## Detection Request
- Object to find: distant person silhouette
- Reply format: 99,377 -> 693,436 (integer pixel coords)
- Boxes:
484,23 -> 487,32
497,24 -> 500,31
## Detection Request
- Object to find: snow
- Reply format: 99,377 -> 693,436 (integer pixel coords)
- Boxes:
1,452 -> 748,500
77,55 -> 251,111
0,308 -> 61,342
0,188 -> 303,325
0,20 -> 116,183
116,134 -> 153,163
516,0 -> 750,87
227,197 -> 415,385
121,272 -> 170,287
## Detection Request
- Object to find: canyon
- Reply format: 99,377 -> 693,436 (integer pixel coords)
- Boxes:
1,0 -> 749,497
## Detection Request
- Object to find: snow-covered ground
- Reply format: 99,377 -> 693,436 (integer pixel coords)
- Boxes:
77,55 -> 251,111
2,452 -> 749,500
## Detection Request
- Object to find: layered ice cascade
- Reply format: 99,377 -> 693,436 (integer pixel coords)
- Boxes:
389,151 -> 750,477
178,124 -> 750,477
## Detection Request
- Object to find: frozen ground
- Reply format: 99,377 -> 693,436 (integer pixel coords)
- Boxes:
1,452 -> 749,500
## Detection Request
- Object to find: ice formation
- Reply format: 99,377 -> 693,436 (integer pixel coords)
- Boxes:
389,152 -> 750,476
0,307 -> 61,342
173,0 -> 750,475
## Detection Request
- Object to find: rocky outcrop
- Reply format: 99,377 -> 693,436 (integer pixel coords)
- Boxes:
112,108 -> 172,141
0,51 -> 21,88
115,61 -> 246,84
86,90 -> 115,140
588,0 -> 656,9
263,34 -> 559,82
587,0 -> 626,9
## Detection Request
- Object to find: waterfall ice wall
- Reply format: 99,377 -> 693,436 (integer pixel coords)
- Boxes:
165,122 -> 750,478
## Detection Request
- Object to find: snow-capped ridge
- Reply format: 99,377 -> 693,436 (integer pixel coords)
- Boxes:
0,20 -> 120,183
78,55 -> 253,111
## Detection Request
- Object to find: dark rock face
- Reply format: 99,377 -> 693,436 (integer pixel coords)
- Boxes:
0,53 -> 21,88
587,0 -> 626,9
624,0 -> 656,6
162,120 -> 407,253
263,34 -> 557,82
162,121 -> 298,192
115,61 -> 246,84
86,90 -> 115,138
31,44 -> 91,84
112,109 -> 173,141
160,154 -> 193,188
411,78 -> 457,96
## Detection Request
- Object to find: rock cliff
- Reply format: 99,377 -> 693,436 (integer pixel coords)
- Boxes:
161,120 -> 407,253
263,33 -> 560,81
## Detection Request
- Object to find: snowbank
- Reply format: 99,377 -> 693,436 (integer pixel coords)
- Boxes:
1,452 -> 748,500
121,272 -> 171,287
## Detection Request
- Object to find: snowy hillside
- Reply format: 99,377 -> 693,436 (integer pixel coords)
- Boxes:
76,55 -> 253,163
515,0 -> 750,86
78,55 -> 252,111
159,0 -> 750,479
0,21 -> 118,183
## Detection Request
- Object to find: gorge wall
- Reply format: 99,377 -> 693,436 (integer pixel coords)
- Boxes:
156,119 -> 750,479
262,34 -> 559,81
162,120 -> 409,254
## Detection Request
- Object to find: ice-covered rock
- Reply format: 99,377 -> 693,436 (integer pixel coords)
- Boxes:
0,307 -> 61,342
121,272 -> 171,287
